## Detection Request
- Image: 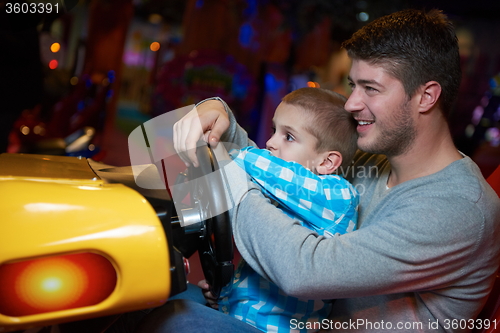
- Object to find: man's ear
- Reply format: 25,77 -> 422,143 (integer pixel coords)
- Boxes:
419,81 -> 442,113
316,151 -> 342,175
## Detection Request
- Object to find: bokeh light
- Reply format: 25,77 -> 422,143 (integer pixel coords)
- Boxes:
307,81 -> 320,88
150,42 -> 160,52
357,12 -> 369,22
20,126 -> 30,135
49,59 -> 58,70
50,43 -> 61,53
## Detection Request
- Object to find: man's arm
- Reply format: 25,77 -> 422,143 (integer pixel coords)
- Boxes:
232,188 -> 491,300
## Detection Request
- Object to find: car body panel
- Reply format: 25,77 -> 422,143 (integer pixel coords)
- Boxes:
0,153 -> 170,332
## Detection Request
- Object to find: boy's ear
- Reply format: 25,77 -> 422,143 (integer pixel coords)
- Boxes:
316,151 -> 342,175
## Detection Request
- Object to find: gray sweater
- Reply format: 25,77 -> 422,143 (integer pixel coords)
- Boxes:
216,99 -> 500,332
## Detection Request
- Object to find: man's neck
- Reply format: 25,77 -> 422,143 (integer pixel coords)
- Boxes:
386,128 -> 462,188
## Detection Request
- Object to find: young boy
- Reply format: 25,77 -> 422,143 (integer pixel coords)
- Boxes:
218,87 -> 359,332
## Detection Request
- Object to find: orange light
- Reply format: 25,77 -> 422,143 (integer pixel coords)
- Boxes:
150,42 -> 160,52
0,252 -> 116,316
50,43 -> 61,53
307,81 -> 320,88
49,59 -> 58,70
17,258 -> 86,311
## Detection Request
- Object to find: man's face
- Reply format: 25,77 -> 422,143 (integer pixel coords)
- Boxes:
345,59 -> 416,157
266,102 -> 323,171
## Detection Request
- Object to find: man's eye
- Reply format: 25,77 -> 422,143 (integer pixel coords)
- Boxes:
366,86 -> 378,92
348,82 -> 355,90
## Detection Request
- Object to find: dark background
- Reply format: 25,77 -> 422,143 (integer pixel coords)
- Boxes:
2,0 -> 499,176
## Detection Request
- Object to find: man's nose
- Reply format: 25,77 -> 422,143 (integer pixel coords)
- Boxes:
345,90 -> 362,113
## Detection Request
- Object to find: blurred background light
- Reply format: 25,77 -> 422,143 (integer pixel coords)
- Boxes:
50,43 -> 60,53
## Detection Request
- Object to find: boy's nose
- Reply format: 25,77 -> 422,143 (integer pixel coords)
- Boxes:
266,135 -> 277,151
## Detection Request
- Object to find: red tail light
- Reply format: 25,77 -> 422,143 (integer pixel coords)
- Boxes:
0,252 -> 117,317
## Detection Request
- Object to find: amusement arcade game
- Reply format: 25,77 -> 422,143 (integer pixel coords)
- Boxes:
0,110 -> 234,332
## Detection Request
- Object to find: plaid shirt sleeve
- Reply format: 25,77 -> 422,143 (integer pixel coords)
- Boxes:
230,147 -> 358,237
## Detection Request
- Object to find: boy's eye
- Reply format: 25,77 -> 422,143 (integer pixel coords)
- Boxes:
286,133 -> 294,142
271,126 -> 276,134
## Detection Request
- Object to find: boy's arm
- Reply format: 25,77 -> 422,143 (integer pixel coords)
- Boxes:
231,147 -> 358,236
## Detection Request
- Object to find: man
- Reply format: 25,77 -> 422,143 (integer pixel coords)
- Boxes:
138,9 -> 500,333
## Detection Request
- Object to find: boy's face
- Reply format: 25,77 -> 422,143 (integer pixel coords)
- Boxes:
266,102 -> 324,172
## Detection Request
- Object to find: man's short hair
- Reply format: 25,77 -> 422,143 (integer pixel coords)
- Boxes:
282,87 -> 358,169
341,9 -> 462,118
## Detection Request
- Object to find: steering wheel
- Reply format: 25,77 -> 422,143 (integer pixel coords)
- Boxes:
175,143 -> 234,299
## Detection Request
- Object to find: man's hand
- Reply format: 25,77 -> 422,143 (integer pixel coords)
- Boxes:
173,99 -> 230,167
197,279 -> 219,309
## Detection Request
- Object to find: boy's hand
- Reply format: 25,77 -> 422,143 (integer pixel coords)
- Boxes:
198,279 -> 219,309
174,99 -> 230,167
